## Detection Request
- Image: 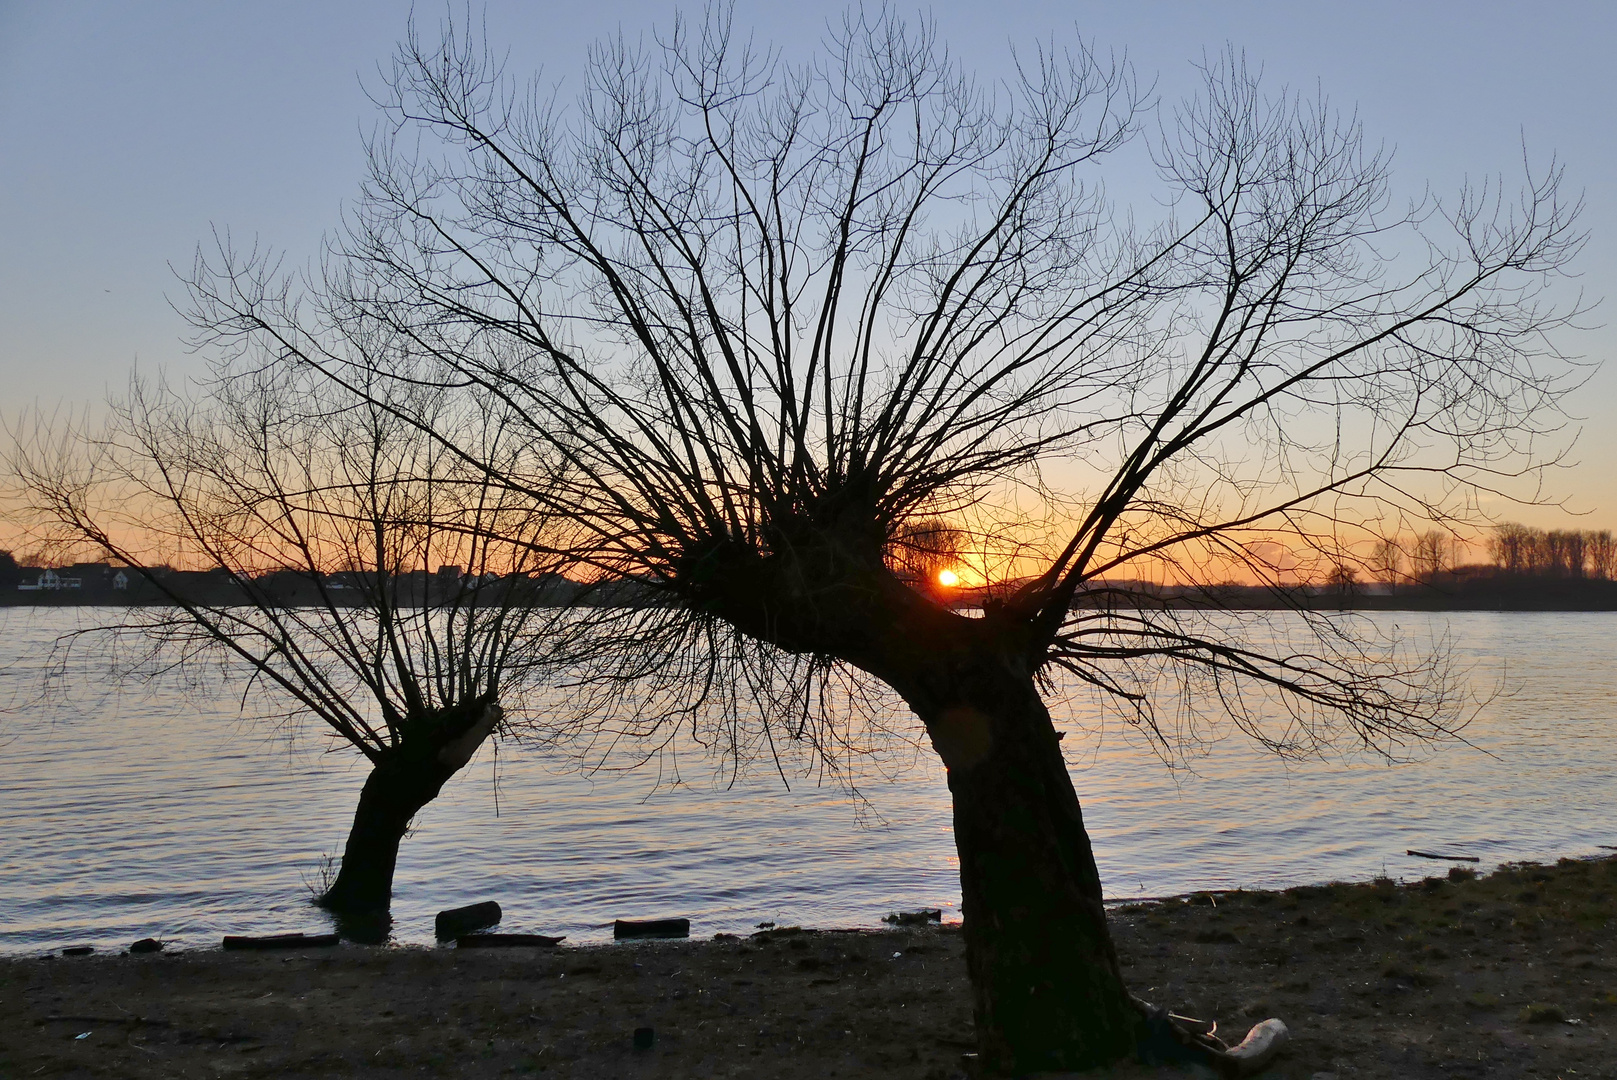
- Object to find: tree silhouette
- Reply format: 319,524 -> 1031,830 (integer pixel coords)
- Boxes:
180,11 -> 1584,1071
1370,537 -> 1405,584
13,359 -> 578,928
1411,530 -> 1451,582
1489,523 -> 1613,580
1489,522 -> 1534,574
1589,530 -> 1616,580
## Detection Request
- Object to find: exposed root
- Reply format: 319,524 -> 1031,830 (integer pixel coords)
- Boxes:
1131,996 -> 1290,1077
1220,1019 -> 1289,1075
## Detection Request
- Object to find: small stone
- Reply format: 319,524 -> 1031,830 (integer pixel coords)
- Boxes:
61,946 -> 93,957
883,908 -> 942,926
129,938 -> 163,954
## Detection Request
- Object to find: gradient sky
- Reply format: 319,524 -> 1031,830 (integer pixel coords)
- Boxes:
2,1 -> 1612,529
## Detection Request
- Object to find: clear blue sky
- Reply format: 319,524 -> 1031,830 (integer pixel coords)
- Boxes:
2,1 -> 1612,527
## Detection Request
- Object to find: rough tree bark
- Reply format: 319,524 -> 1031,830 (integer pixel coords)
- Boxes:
886,628 -> 1269,1072
911,662 -> 1140,1073
317,697 -> 503,916
685,539 -> 1147,1070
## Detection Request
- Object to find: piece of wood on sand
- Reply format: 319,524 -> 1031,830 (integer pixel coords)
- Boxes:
221,932 -> 340,951
455,933 -> 566,948
614,918 -> 690,940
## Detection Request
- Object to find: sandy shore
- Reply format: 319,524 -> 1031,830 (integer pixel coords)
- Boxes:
3,856 -> 1615,1078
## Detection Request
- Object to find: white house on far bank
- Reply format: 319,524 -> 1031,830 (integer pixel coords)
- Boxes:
17,569 -> 81,591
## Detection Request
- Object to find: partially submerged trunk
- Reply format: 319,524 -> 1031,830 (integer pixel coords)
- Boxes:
317,696 -> 503,919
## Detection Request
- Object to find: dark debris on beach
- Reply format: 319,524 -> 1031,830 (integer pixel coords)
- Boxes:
3,856 -> 1616,1078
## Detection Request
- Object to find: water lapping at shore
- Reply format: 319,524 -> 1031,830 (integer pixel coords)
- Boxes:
2,609 -> 1615,954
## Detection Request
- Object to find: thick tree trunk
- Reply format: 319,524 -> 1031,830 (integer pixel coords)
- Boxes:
906,659 -> 1143,1074
316,753 -> 455,917
316,698 -> 502,919
692,551 -> 1146,1069
686,544 -> 1283,1073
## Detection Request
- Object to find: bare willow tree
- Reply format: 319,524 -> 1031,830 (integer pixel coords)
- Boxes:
180,10 -> 1584,1072
1371,536 -> 1404,584
1590,530 -> 1616,580
12,356 -> 579,924
1410,530 -> 1452,581
1489,522 -> 1535,574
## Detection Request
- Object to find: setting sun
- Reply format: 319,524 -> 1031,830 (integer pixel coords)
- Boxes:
937,569 -> 960,588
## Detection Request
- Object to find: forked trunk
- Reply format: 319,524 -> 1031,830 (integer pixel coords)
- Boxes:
908,659 -> 1143,1074
317,698 -> 503,919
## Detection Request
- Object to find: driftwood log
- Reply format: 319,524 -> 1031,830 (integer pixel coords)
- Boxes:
435,901 -> 502,939
884,908 -> 943,926
221,932 -> 340,951
455,933 -> 565,948
613,918 -> 690,939
1407,849 -> 1481,862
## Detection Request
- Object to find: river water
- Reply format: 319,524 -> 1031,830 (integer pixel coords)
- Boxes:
2,608 -> 1614,955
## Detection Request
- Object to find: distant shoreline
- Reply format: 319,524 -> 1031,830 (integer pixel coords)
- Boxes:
7,566 -> 1617,612
7,594 -> 1617,613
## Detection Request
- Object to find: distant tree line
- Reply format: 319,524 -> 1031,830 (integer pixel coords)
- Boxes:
1368,530 -> 1458,583
0,553 -> 642,608
1360,525 -> 1616,585
1488,524 -> 1617,579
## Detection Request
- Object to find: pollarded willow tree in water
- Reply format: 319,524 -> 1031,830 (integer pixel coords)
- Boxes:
13,361 -> 580,924
185,11 -> 1584,1072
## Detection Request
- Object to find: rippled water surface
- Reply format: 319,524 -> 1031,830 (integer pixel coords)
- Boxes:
3,609 -> 1615,955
